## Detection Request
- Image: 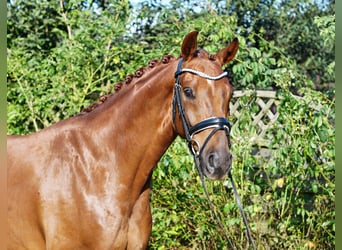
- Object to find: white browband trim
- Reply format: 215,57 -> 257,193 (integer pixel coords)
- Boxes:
180,68 -> 228,80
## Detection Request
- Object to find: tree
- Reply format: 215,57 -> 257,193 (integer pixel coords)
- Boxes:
132,0 -> 335,93
7,0 -> 133,133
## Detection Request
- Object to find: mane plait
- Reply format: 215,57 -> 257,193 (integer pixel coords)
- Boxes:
194,48 -> 216,61
80,94 -> 113,114
114,55 -> 175,92
161,55 -> 174,64
79,54 -> 175,115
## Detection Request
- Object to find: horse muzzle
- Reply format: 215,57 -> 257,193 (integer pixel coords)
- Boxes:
199,139 -> 232,180
188,119 -> 232,180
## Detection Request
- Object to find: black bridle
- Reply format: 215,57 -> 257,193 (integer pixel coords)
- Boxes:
172,58 -> 256,250
172,58 -> 232,156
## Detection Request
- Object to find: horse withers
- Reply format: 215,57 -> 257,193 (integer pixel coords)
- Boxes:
7,31 -> 238,249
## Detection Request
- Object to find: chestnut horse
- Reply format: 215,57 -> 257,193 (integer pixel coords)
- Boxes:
8,31 -> 239,249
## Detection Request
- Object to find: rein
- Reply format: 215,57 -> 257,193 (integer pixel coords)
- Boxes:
172,58 -> 256,250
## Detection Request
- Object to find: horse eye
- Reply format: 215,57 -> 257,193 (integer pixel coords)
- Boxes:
184,88 -> 195,98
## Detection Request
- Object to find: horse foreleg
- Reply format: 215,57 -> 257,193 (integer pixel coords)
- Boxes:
127,186 -> 152,250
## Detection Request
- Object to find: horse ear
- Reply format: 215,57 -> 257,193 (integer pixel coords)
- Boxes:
215,38 -> 239,66
181,31 -> 199,60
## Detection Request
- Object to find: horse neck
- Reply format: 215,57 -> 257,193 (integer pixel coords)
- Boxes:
83,60 -> 178,190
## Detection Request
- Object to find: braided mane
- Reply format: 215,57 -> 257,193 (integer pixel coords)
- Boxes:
79,49 -> 217,115
79,55 -> 176,115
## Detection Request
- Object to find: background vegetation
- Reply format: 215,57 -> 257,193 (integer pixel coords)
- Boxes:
7,0 -> 335,249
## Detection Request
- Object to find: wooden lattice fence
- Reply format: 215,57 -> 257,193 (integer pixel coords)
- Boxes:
229,90 -> 323,149
229,90 -> 280,148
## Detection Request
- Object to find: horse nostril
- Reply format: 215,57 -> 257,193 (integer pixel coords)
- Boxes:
203,150 -> 232,179
208,152 -> 218,171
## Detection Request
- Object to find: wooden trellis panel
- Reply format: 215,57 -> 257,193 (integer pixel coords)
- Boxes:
229,90 -> 280,146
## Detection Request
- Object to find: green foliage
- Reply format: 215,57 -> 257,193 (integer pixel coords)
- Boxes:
7,0 -> 133,134
270,88 -> 335,248
7,0 -> 334,249
149,88 -> 335,249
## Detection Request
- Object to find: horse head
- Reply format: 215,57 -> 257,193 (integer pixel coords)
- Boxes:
173,31 -> 239,180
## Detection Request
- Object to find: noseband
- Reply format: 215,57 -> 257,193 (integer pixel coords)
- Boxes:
172,58 -> 231,157
172,58 -> 256,250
